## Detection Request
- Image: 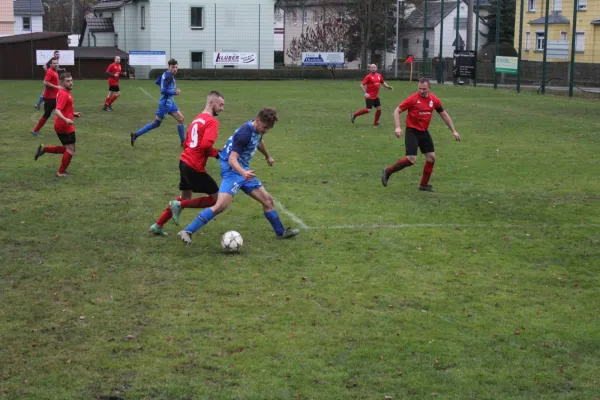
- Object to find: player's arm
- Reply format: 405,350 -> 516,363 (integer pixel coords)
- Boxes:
382,81 -> 393,90
105,66 -> 117,78
161,74 -> 177,96
55,108 -> 73,125
393,106 -> 405,137
257,139 -> 274,166
43,76 -> 61,91
228,151 -> 255,179
437,109 -> 460,141
198,121 -> 220,158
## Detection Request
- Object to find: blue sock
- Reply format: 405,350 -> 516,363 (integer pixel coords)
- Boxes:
264,210 -> 285,236
36,94 -> 43,106
185,208 -> 215,233
135,120 -> 160,137
177,124 -> 185,143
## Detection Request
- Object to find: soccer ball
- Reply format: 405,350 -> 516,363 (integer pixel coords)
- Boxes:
221,231 -> 243,252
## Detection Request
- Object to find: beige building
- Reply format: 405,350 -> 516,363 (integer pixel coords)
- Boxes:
0,0 -> 15,36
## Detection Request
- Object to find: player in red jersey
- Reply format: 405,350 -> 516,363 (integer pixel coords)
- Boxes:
381,77 -> 460,191
103,56 -> 126,111
351,64 -> 393,126
32,58 -> 61,136
34,73 -> 83,177
149,91 -> 225,236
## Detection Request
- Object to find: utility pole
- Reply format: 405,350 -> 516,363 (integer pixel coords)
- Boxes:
466,0 -> 474,50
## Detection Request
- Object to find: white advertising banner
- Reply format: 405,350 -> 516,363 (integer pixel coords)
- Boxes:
213,52 -> 258,65
129,51 -> 166,66
36,50 -> 74,65
301,52 -> 345,67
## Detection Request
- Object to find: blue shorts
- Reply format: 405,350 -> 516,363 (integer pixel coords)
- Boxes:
219,169 -> 262,196
156,101 -> 179,119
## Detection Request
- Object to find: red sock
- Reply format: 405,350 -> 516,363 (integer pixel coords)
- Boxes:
180,196 -> 216,209
420,161 -> 435,186
58,152 -> 73,174
104,97 -> 110,107
374,110 -> 381,125
34,117 -> 47,133
353,108 -> 369,118
45,145 -> 66,154
156,196 -> 182,227
386,157 -> 413,174
108,95 -> 119,105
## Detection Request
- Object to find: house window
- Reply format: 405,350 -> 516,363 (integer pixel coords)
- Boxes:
553,0 -> 562,11
191,52 -> 203,69
141,6 -> 145,29
191,7 -> 204,29
455,17 -> 468,29
525,32 -> 530,50
560,31 -> 567,40
23,16 -> 30,30
577,0 -> 587,10
535,32 -> 544,51
576,32 -> 584,51
528,0 -> 536,11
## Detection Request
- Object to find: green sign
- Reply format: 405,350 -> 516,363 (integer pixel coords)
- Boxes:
495,56 -> 518,74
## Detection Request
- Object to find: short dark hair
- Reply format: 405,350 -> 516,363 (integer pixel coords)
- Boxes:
60,72 -> 72,81
257,107 -> 278,128
168,58 -> 178,66
54,50 -> 59,55
208,90 -> 224,99
418,77 -> 430,86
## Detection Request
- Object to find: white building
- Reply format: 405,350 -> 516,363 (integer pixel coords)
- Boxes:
402,0 -> 489,59
82,0 -> 275,78
13,0 -> 44,35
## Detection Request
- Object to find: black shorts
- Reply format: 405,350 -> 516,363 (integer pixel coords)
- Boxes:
43,98 -> 56,118
405,127 -> 435,155
56,131 -> 76,145
365,98 -> 381,109
109,85 -> 120,92
178,160 -> 218,193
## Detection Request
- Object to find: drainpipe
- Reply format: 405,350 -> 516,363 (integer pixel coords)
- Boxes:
91,31 -> 97,46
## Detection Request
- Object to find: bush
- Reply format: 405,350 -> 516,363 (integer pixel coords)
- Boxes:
149,68 -> 374,80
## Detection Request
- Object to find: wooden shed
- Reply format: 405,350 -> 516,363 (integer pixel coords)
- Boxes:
0,32 -> 69,79
71,47 -> 130,79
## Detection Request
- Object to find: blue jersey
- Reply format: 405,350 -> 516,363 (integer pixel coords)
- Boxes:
219,121 -> 262,171
157,70 -> 177,101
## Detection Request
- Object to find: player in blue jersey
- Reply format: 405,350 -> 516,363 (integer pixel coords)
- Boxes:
176,107 -> 300,245
130,58 -> 186,147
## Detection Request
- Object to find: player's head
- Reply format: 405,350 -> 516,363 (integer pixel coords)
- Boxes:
168,58 -> 178,75
254,107 -> 278,134
54,50 -> 60,59
50,58 -> 59,70
369,64 -> 377,73
115,56 -> 121,64
60,72 -> 73,90
206,90 -> 225,116
417,77 -> 430,98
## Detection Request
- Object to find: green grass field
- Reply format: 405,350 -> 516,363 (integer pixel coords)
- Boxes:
0,79 -> 599,399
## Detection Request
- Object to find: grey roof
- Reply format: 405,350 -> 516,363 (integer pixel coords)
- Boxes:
13,0 -> 44,16
93,0 -> 129,10
0,32 -> 67,44
73,47 -> 129,59
407,1 -> 460,29
85,16 -> 115,32
591,18 -> 600,25
529,11 -> 570,24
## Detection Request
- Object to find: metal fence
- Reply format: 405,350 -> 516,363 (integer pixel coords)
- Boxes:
2,0 -> 600,95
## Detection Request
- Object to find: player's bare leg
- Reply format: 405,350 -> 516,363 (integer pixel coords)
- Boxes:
248,187 -> 299,239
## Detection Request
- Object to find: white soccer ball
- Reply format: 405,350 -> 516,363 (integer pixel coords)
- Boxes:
221,230 -> 243,252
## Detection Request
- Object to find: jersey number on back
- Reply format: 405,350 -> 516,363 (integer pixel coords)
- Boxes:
189,124 -> 200,148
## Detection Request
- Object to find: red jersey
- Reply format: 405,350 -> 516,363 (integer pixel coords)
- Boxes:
54,88 -> 75,134
180,112 -> 220,173
399,92 -> 444,132
362,73 -> 385,99
43,68 -> 59,99
106,63 -> 122,86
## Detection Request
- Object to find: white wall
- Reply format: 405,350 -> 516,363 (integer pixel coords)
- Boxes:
13,15 -> 42,34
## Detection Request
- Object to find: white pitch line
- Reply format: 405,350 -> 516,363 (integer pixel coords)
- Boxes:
138,86 -> 158,101
309,223 -> 600,230
273,198 -> 309,230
